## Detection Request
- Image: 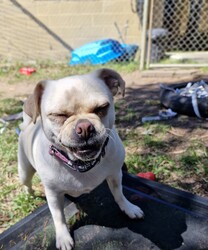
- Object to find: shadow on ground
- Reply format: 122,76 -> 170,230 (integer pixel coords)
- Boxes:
70,180 -> 208,250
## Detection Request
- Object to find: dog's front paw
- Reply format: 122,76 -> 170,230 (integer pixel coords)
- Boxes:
121,200 -> 144,219
56,227 -> 74,250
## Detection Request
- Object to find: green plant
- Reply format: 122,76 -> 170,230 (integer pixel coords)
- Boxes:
0,97 -> 45,232
143,135 -> 166,149
13,194 -> 44,215
0,98 -> 22,117
126,152 -> 175,176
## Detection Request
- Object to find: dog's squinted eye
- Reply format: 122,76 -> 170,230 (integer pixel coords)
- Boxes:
93,103 -> 110,117
48,113 -> 69,124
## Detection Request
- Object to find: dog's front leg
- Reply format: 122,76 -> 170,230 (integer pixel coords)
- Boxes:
107,170 -> 144,219
45,188 -> 74,250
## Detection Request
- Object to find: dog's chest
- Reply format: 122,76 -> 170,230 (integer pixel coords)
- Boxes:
48,165 -> 108,197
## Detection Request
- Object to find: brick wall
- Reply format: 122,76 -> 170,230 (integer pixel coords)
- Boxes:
0,0 -> 141,62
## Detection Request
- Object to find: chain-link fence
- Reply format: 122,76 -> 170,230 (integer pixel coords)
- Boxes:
0,0 -> 141,66
140,0 -> 208,69
2,0 -> 207,69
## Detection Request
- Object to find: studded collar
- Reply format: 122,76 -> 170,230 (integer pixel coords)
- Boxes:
49,137 -> 109,173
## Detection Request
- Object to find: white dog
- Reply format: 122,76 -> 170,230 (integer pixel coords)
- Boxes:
18,68 -> 144,250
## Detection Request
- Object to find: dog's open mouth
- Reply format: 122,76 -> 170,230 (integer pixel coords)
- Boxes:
71,144 -> 102,160
50,137 -> 109,172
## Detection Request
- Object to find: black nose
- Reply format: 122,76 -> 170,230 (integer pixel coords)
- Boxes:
75,119 -> 95,140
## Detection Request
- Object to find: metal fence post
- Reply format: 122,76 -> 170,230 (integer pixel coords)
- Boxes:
139,0 -> 150,70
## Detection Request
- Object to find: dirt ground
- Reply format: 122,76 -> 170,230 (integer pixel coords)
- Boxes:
0,68 -> 204,99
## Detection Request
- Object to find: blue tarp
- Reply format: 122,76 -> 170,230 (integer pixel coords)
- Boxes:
69,39 -> 138,65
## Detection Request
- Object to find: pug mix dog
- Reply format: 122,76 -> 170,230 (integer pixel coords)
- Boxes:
18,68 -> 144,250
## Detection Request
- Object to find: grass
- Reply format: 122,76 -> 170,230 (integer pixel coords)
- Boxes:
120,119 -> 208,192
0,99 -> 23,117
0,60 -> 138,84
200,66 -> 208,73
0,98 -> 45,232
0,60 -> 207,234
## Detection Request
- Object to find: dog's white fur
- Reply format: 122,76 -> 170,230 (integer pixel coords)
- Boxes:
18,68 -> 144,250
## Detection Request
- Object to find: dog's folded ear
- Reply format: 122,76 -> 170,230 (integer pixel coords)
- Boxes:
24,81 -> 47,124
95,68 -> 125,97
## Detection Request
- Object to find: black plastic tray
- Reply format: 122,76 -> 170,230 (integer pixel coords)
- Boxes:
0,173 -> 208,249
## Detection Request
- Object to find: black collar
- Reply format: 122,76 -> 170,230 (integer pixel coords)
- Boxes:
49,137 -> 109,173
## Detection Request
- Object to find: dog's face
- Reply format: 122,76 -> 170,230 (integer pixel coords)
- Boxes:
24,69 -> 125,161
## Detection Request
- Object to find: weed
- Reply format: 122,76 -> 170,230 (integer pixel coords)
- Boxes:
143,135 -> 166,149
144,99 -> 161,106
204,165 -> 208,175
143,123 -> 171,134
201,66 -> 208,73
0,98 -> 22,117
13,194 -> 44,215
126,152 -> 174,174
119,128 -> 142,147
115,103 -> 138,126
180,152 -> 200,168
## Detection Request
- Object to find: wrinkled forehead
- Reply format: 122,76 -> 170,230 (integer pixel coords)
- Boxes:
42,76 -> 111,113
